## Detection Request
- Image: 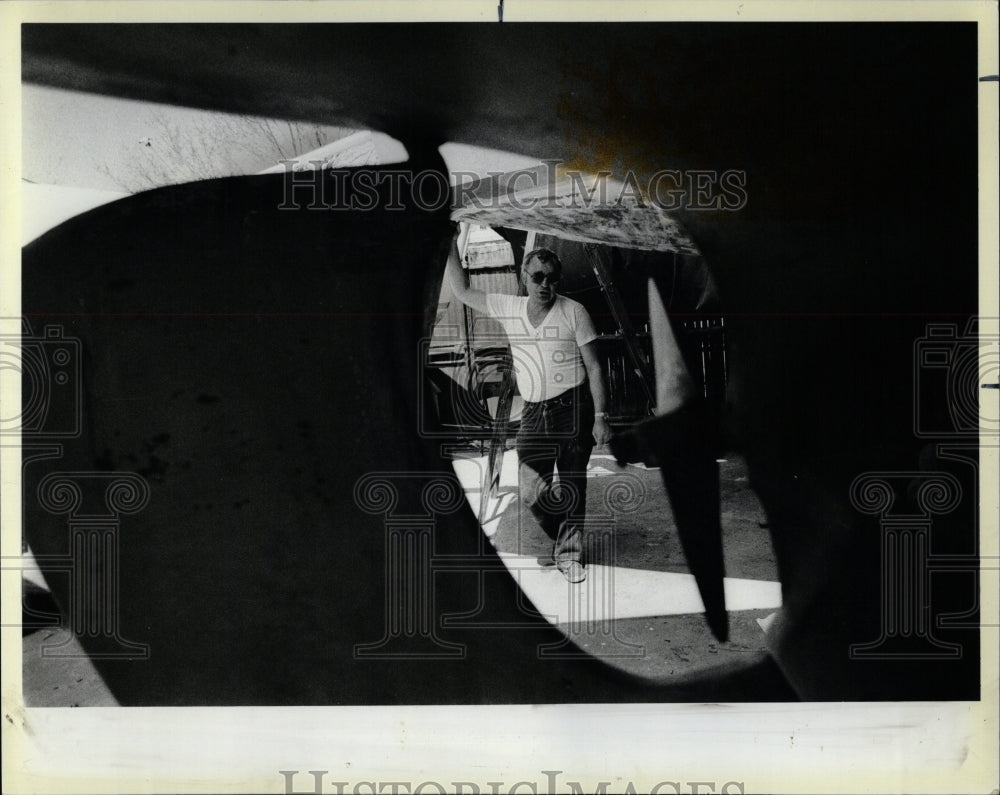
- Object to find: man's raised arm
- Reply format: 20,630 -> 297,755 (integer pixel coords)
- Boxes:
444,233 -> 489,314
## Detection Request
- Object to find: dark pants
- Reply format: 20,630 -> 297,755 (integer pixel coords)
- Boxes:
515,383 -> 595,564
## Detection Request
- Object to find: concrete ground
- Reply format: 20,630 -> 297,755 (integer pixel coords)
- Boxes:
21,451 -> 779,705
453,449 -> 781,683
20,571 -> 119,706
20,626 -> 119,707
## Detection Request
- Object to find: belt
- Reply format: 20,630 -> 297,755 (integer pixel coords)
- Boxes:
526,383 -> 589,408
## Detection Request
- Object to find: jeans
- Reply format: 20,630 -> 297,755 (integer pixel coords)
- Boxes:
515,383 -> 595,564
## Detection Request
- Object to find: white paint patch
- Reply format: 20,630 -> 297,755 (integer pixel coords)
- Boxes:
496,554 -> 782,625
757,611 -> 780,634
453,451 -> 782,625
452,451 -> 626,495
452,452 -> 520,494
20,547 -> 51,591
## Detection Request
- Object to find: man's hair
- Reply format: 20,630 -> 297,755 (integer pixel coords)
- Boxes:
522,247 -> 563,277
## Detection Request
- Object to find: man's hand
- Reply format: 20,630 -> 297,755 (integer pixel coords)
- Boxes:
580,342 -> 612,447
593,415 -> 612,446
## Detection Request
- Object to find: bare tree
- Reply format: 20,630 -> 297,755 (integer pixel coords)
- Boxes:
100,112 -> 354,193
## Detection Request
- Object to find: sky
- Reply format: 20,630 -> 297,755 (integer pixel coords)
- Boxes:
22,83 -> 540,194
20,81 -> 542,245
21,83 -> 354,192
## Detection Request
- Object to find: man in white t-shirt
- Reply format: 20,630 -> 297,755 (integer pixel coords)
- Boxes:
446,237 -> 611,583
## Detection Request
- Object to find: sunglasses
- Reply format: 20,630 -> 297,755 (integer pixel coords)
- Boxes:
527,271 -> 561,285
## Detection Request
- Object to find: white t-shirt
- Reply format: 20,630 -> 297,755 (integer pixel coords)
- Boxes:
484,293 -> 599,403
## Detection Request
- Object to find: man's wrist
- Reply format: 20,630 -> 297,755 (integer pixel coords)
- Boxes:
594,411 -> 609,420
